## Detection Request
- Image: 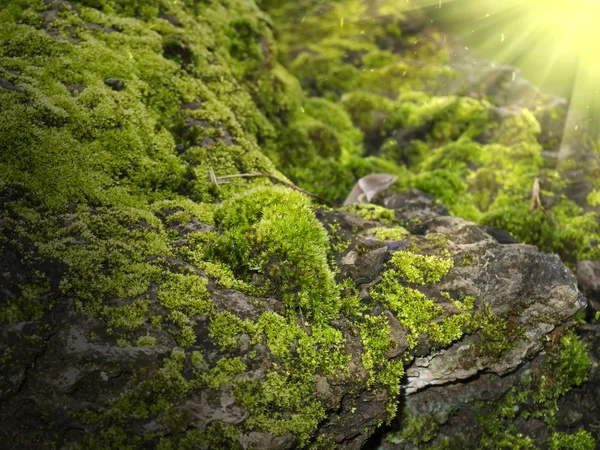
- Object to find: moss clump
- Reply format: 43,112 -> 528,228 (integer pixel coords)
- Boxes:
326,220 -> 352,255
365,226 -> 410,241
441,291 -> 475,310
523,330 -> 590,422
208,311 -> 254,351
344,203 -> 397,225
104,300 -> 149,332
101,350 -> 191,423
136,334 -> 157,347
359,313 -> 405,418
428,313 -> 473,348
390,251 -> 454,285
461,253 -> 475,266
587,190 -> 600,207
471,303 -> 525,363
370,247 -> 472,352
386,409 -> 439,446
210,185 -> 341,324
338,278 -> 366,319
265,97 -> 364,202
548,430 -> 596,450
199,357 -> 247,390
0,280 -> 49,324
231,311 -> 350,445
372,270 -> 443,348
261,0 -> 600,264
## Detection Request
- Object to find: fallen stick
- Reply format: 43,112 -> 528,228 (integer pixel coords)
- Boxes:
209,170 -> 335,206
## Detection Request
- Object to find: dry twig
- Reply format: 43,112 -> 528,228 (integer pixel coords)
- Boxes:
529,177 -> 544,213
209,170 -> 335,206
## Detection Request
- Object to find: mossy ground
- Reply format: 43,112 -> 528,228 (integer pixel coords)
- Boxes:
260,0 -> 600,266
0,0 -> 597,448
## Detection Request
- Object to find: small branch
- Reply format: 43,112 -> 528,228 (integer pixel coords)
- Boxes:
529,177 -> 544,213
209,170 -> 335,206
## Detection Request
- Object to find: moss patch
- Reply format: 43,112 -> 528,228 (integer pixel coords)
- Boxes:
474,330 -> 592,448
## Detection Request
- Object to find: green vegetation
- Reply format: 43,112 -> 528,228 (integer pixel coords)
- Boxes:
366,226 -> 410,241
210,186 -> 341,324
260,0 -> 600,264
343,203 -> 398,225
390,251 -> 453,285
0,0 -> 596,447
474,330 -> 591,448
548,429 -> 596,450
386,409 -> 439,446
383,330 -> 592,449
359,313 -> 406,417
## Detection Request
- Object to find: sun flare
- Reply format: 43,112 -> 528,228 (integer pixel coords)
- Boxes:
421,0 -> 600,137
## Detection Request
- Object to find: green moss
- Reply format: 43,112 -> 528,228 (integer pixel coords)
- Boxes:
75,426 -> 146,450
338,278 -> 366,319
194,260 -> 256,294
157,271 -> 212,347
199,357 -> 247,390
326,221 -> 351,255
233,372 -> 326,445
231,310 -> 350,445
265,95 -> 365,203
473,331 -> 593,448
415,169 -> 470,213
441,292 -> 475,310
157,421 -> 241,450
211,185 -> 341,324
461,253 -> 475,266
370,249 -> 459,348
549,430 -> 596,450
190,350 -> 205,368
209,311 -> 253,351
262,0 -> 600,264
522,330 -> 589,423
4,0 -> 597,447
151,199 -> 217,225
81,349 -> 249,448
390,251 -> 454,285
471,303 -> 525,363
344,203 -> 397,225
136,334 -> 157,347
109,350 -> 190,420
386,410 -> 439,445
0,280 -> 49,324
587,190 -> 600,207
359,313 -> 405,418
428,313 -> 472,348
104,300 -> 149,332
365,226 -> 410,241
372,270 -> 442,348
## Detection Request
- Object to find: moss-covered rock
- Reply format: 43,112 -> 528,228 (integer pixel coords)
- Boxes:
1,0 -> 597,448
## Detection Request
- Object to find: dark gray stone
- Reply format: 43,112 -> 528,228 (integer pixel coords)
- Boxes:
104,78 -> 125,91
